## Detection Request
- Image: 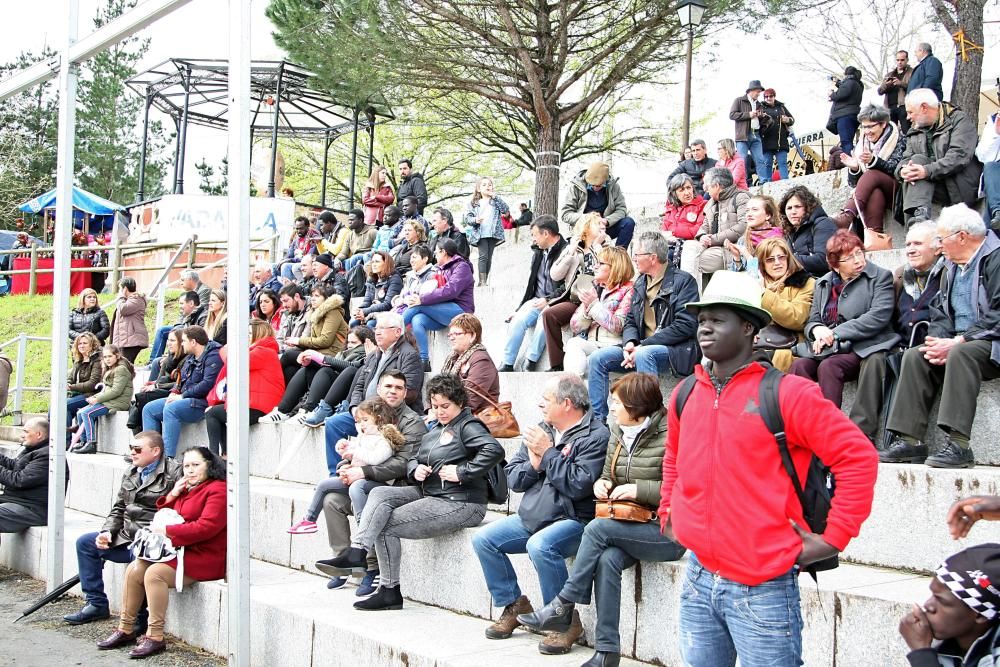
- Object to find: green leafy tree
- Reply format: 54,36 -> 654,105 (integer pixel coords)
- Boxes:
196,157 -> 229,196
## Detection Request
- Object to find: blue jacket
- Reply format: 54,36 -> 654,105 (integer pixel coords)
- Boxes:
178,341 -> 224,408
907,54 -> 944,101
621,266 -> 700,375
360,272 -> 403,316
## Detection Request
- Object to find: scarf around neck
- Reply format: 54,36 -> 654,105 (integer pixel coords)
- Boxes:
441,343 -> 487,378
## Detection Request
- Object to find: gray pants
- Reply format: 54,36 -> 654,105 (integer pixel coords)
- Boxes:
352,486 -> 486,588
321,478 -> 385,570
887,340 -> 1000,441
901,154 -> 954,214
849,351 -> 889,439
0,502 -> 46,534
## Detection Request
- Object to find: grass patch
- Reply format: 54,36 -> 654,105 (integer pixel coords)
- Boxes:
0,291 -> 182,417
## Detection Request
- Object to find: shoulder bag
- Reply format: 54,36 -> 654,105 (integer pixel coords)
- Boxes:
593,441 -> 657,523
465,382 -> 520,438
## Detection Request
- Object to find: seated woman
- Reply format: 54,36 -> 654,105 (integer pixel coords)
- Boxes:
779,185 -> 837,277
749,237 -> 815,372
70,344 -> 135,454
69,288 -> 110,345
127,329 -> 187,435
203,289 -> 228,346
438,313 -> 499,414
832,104 -> 907,240
320,374 -> 503,611
402,239 -> 475,369
661,173 -> 707,244
204,319 -> 285,457
393,245 -> 439,315
518,373 -> 685,666
538,212 -> 609,371
350,250 -> 402,328
682,167 -> 749,287
564,246 -> 636,377
253,288 -> 283,332
67,332 -> 103,436
389,220 -> 427,277
725,194 -> 785,271
110,278 -> 148,363
97,446 -> 226,659
789,230 -> 899,408
275,282 -> 348,388
716,138 -> 748,190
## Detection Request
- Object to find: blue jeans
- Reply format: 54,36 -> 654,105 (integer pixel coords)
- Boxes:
309,476 -> 384,522
75,531 -> 134,609
502,301 -> 547,366
761,150 -> 789,180
142,397 -> 207,457
561,518 -> 686,653
149,326 -> 172,360
606,216 -> 635,249
471,514 -> 583,607
403,302 -> 465,360
736,132 -> 769,183
836,116 -> 859,155
983,161 -> 1000,225
67,394 -> 90,431
679,552 -> 803,667
76,403 -> 110,442
323,411 -> 357,475
587,344 -> 673,422
342,251 -> 371,273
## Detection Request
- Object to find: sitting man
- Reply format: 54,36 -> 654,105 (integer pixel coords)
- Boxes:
668,139 -> 717,197
588,232 -> 699,423
314,370 -> 427,595
63,431 -> 181,628
250,260 -> 282,313
276,284 -> 309,353
148,290 -> 206,362
311,252 -> 351,319
323,312 -> 423,474
561,161 -> 635,248
336,209 -> 377,264
428,207 -> 470,260
976,111 -> 1000,231
390,196 -> 430,239
278,216 -> 321,281
471,374 -> 608,655
0,418 -> 55,539
498,215 -> 567,372
881,204 -> 1000,468
896,88 -> 982,223
682,167 -> 750,286
142,326 -> 224,458
316,210 -> 348,258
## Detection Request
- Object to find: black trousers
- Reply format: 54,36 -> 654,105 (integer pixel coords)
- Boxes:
204,405 -> 267,456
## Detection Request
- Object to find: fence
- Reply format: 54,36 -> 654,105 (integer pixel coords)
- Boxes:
0,333 -> 51,426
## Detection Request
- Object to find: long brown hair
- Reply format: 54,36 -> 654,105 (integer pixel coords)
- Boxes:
742,195 -> 781,251
364,165 -> 388,192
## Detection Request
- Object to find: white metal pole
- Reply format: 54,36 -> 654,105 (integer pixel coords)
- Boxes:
226,0 -> 252,664
46,0 -> 80,592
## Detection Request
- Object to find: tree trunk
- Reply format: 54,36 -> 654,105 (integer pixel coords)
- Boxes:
533,118 -> 562,219
948,1 -> 985,122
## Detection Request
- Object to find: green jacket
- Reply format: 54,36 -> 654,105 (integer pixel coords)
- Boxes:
602,408 -> 667,508
560,171 -> 629,227
895,102 -> 982,207
90,364 -> 134,412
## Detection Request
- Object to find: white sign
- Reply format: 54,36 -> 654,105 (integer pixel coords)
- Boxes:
131,194 -> 296,244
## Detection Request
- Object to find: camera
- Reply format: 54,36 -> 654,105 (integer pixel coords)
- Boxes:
829,75 -> 842,85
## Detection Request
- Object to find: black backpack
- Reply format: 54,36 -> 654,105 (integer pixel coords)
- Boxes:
672,366 -> 838,576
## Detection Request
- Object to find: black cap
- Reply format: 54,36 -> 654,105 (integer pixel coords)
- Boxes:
314,253 -> 335,269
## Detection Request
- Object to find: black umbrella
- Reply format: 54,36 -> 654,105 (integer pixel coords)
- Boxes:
13,574 -> 80,623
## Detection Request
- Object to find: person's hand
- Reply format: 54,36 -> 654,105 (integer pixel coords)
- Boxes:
524,425 -> 554,458
285,337 -> 299,347
921,335 -> 962,366
791,520 -> 839,567
661,515 -> 676,542
900,161 -> 928,183
165,393 -> 182,404
352,308 -> 365,321
858,151 -> 873,165
609,483 -> 638,501
363,339 -> 378,355
439,464 -> 460,482
413,464 -> 433,481
810,325 -> 835,354
781,115 -> 793,124
404,294 -> 421,307
151,525 -> 168,537
946,495 -> 1000,539
86,396 -> 98,405
700,235 -> 713,248
533,298 -> 547,311
899,604 -> 934,651
170,477 -> 188,496
579,288 -> 598,309
297,351 -> 313,366
724,239 -> 741,262
335,439 -> 350,456
95,531 -> 112,550
840,153 -> 859,170
622,343 -> 637,369
338,466 -> 365,485
593,479 -> 612,500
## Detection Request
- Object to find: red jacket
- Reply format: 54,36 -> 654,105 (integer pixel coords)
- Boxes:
207,336 -> 285,414
662,197 -> 707,240
658,362 -> 878,586
363,185 -> 395,225
158,479 -> 227,581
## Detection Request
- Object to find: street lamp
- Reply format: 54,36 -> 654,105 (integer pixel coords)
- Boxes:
676,0 -> 707,153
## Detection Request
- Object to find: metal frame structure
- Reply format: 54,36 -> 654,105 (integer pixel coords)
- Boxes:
125,58 -> 394,204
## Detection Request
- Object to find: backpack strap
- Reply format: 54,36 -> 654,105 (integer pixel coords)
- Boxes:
670,374 -> 698,420
759,367 -> 808,512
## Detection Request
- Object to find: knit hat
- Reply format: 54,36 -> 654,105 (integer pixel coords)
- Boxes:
314,253 -> 335,269
686,270 -> 771,331
746,80 -> 764,93
936,544 -> 1000,620
584,162 -> 610,186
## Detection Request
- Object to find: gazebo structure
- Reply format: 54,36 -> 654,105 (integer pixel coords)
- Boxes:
126,58 -> 394,206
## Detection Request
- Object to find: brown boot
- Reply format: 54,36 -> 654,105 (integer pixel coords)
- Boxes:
538,609 -> 584,655
833,209 -> 856,229
485,595 -> 533,639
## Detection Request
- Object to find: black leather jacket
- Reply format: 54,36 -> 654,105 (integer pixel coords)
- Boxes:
406,408 -> 504,504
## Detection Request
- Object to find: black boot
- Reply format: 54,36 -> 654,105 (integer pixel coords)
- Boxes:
517,596 -> 574,632
315,547 -> 369,575
878,435 -> 928,464
353,584 -> 403,611
581,651 -> 621,667
926,439 -> 975,469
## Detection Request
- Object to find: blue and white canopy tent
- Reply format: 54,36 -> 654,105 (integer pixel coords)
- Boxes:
19,185 -> 126,235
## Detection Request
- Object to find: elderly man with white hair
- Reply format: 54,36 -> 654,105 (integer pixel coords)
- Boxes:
880,204 -> 1000,468
895,88 -> 982,224
249,260 -> 282,313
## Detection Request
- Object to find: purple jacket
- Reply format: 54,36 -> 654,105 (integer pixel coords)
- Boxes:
422,255 -> 475,313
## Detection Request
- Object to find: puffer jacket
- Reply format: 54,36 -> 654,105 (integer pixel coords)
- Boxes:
406,408 -> 504,504
90,363 -> 134,412
662,197 -> 707,239
102,456 -> 182,547
789,206 -> 837,277
298,295 -> 348,355
319,342 -> 367,370
208,336 -> 285,414
395,265 -> 442,315
176,340 -> 224,408
69,350 -> 103,395
69,306 -> 110,344
507,411 -> 609,531
603,408 -> 668,509
421,254 -> 475,313
111,293 -> 149,349
359,273 -> 403,317
571,283 -> 635,346
697,185 -> 750,247
828,73 -> 864,122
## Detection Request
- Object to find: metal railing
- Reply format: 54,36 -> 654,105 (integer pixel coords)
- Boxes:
0,334 -> 51,426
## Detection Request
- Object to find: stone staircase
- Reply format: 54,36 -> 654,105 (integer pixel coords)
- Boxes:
1,169 -> 997,665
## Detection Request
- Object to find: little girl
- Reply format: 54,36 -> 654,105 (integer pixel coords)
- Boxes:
287,396 -> 405,535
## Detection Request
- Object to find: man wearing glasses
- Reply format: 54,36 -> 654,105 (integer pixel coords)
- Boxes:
881,204 -> 1000,468
587,232 -> 699,423
64,431 -> 180,630
877,51 -> 913,133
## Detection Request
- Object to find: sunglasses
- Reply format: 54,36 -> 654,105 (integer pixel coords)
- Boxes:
129,445 -> 145,453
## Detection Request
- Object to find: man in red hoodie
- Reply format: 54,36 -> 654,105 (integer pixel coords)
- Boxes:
659,271 -> 878,666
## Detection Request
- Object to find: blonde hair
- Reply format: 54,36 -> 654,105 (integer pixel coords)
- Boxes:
204,289 -> 228,341
77,288 -> 99,310
742,195 -> 782,251
754,236 -> 804,282
72,332 -> 101,363
573,212 -> 605,246
403,220 -> 427,243
597,246 -> 634,292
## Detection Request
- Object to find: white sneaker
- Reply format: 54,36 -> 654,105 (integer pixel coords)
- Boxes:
260,409 -> 290,424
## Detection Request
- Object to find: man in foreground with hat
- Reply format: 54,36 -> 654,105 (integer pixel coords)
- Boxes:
560,161 -> 635,248
658,271 -> 878,666
729,80 -> 773,184
899,543 -> 1000,666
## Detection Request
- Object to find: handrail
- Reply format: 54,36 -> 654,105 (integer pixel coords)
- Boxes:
147,236 -> 195,298
0,334 -> 53,426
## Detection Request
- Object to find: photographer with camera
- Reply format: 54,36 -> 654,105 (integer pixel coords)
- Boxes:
729,80 -> 773,184
877,51 -> 912,133
826,66 -> 865,155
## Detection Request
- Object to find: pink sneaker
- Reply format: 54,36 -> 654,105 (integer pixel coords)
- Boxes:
287,519 -> 318,535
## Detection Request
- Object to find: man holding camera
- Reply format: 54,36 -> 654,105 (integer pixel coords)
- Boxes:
729,80 -> 773,184
878,50 -> 913,133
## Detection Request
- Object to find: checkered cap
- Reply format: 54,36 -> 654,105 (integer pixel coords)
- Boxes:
936,544 -> 1000,620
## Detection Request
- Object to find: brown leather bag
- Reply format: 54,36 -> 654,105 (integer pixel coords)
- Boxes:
465,382 -> 520,438
594,440 -> 658,522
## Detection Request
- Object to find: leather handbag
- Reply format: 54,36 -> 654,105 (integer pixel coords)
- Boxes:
595,500 -> 657,523
856,195 -> 892,251
755,323 -> 798,350
792,337 -> 853,360
465,382 -> 520,438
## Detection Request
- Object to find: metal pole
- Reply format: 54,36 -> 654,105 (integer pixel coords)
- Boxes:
366,109 -> 375,178
681,26 -> 693,152
348,108 -> 360,208
320,131 -> 330,208
137,87 -> 151,202
227,0 -> 251,663
47,0 -> 79,593
12,334 -> 26,427
171,116 -> 182,193
266,64 -> 284,198
175,66 -> 192,194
